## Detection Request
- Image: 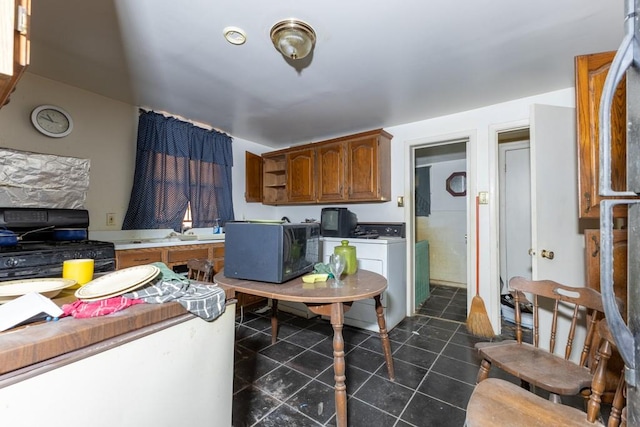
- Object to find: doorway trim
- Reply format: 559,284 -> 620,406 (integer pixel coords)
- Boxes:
488,119 -> 529,332
404,129 -> 476,317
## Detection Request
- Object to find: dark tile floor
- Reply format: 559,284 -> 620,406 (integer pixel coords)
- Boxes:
230,285 -> 579,426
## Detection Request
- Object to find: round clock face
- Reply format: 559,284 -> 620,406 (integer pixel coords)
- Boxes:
31,105 -> 73,138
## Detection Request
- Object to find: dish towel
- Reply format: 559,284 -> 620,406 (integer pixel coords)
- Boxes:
62,296 -> 145,319
123,262 -> 227,322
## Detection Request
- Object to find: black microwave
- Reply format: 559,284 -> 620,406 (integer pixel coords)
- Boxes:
320,207 -> 357,237
224,222 -> 320,283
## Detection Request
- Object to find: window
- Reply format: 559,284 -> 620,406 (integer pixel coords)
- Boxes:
123,110 -> 235,231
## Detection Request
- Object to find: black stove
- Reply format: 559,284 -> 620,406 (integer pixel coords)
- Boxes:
0,208 -> 115,282
351,222 -> 406,239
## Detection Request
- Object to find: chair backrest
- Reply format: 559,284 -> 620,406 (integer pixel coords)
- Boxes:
187,258 -> 213,282
509,276 -> 615,368
466,318 -> 626,426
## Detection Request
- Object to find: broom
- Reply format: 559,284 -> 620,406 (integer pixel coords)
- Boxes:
466,195 -> 495,338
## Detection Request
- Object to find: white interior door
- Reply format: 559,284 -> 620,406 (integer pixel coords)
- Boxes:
530,104 -> 584,285
529,104 -> 586,358
499,142 -> 532,289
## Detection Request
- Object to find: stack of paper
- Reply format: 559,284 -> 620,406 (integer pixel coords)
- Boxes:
0,292 -> 64,332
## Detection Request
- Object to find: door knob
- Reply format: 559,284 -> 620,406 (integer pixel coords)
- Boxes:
541,249 -> 555,259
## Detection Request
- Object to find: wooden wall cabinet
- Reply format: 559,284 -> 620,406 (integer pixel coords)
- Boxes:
575,51 -> 638,218
245,129 -> 392,205
346,131 -> 391,201
261,152 -> 287,205
286,148 -> 316,203
317,141 -> 347,202
0,0 -> 30,108
244,151 -> 262,202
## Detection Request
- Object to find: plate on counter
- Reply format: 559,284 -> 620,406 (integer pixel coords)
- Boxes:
75,265 -> 160,301
0,278 -> 77,303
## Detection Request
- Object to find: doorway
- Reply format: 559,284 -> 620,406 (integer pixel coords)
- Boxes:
408,135 -> 471,321
498,129 -> 532,294
488,104 -> 582,335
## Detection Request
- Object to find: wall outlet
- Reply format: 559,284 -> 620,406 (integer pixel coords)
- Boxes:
106,213 -> 116,226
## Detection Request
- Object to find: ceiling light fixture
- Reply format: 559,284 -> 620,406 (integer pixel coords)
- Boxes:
223,26 -> 247,45
270,19 -> 316,60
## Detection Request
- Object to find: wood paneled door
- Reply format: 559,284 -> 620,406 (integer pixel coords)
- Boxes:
575,51 -> 637,218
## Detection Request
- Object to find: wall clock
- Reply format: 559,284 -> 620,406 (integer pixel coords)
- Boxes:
30,105 -> 73,138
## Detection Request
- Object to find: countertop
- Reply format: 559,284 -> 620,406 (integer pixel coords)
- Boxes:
89,228 -> 225,250
111,236 -> 225,250
0,284 -> 235,382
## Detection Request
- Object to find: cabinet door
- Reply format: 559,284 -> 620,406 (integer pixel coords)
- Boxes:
286,148 -> 316,203
0,0 -> 29,108
347,134 -> 390,201
575,51 -> 636,218
317,142 -> 346,202
245,151 -> 262,202
116,249 -> 164,269
211,243 -> 225,275
583,228 -> 627,395
167,247 -> 210,266
584,229 -> 628,314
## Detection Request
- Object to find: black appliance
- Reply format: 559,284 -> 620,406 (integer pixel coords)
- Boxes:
224,222 -> 320,283
320,207 -> 357,237
351,222 -> 406,239
0,208 -> 115,281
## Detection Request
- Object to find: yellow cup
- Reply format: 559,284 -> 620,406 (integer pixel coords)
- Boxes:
63,259 -> 95,289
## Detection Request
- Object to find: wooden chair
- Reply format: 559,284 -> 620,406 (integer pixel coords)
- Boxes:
187,258 -> 213,282
475,276 -> 622,403
466,319 -> 626,427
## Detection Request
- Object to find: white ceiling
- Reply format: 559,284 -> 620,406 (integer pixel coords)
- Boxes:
28,0 -> 624,148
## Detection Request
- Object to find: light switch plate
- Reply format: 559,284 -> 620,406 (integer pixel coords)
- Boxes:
478,192 -> 489,204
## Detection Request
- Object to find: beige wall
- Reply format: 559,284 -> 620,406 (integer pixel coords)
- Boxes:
0,73 -> 278,231
0,73 -> 138,231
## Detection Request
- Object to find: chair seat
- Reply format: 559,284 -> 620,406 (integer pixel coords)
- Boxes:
475,341 -> 593,395
465,378 -> 604,427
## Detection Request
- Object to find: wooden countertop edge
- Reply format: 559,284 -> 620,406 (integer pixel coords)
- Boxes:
0,284 -> 237,376
0,302 -> 188,375
0,311 -> 195,389
0,283 -> 236,380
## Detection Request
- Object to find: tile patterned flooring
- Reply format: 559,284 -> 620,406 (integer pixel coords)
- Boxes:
232,285 -> 483,426
231,284 -> 587,426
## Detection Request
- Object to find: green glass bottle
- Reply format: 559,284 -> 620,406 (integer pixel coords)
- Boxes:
334,240 -> 357,275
